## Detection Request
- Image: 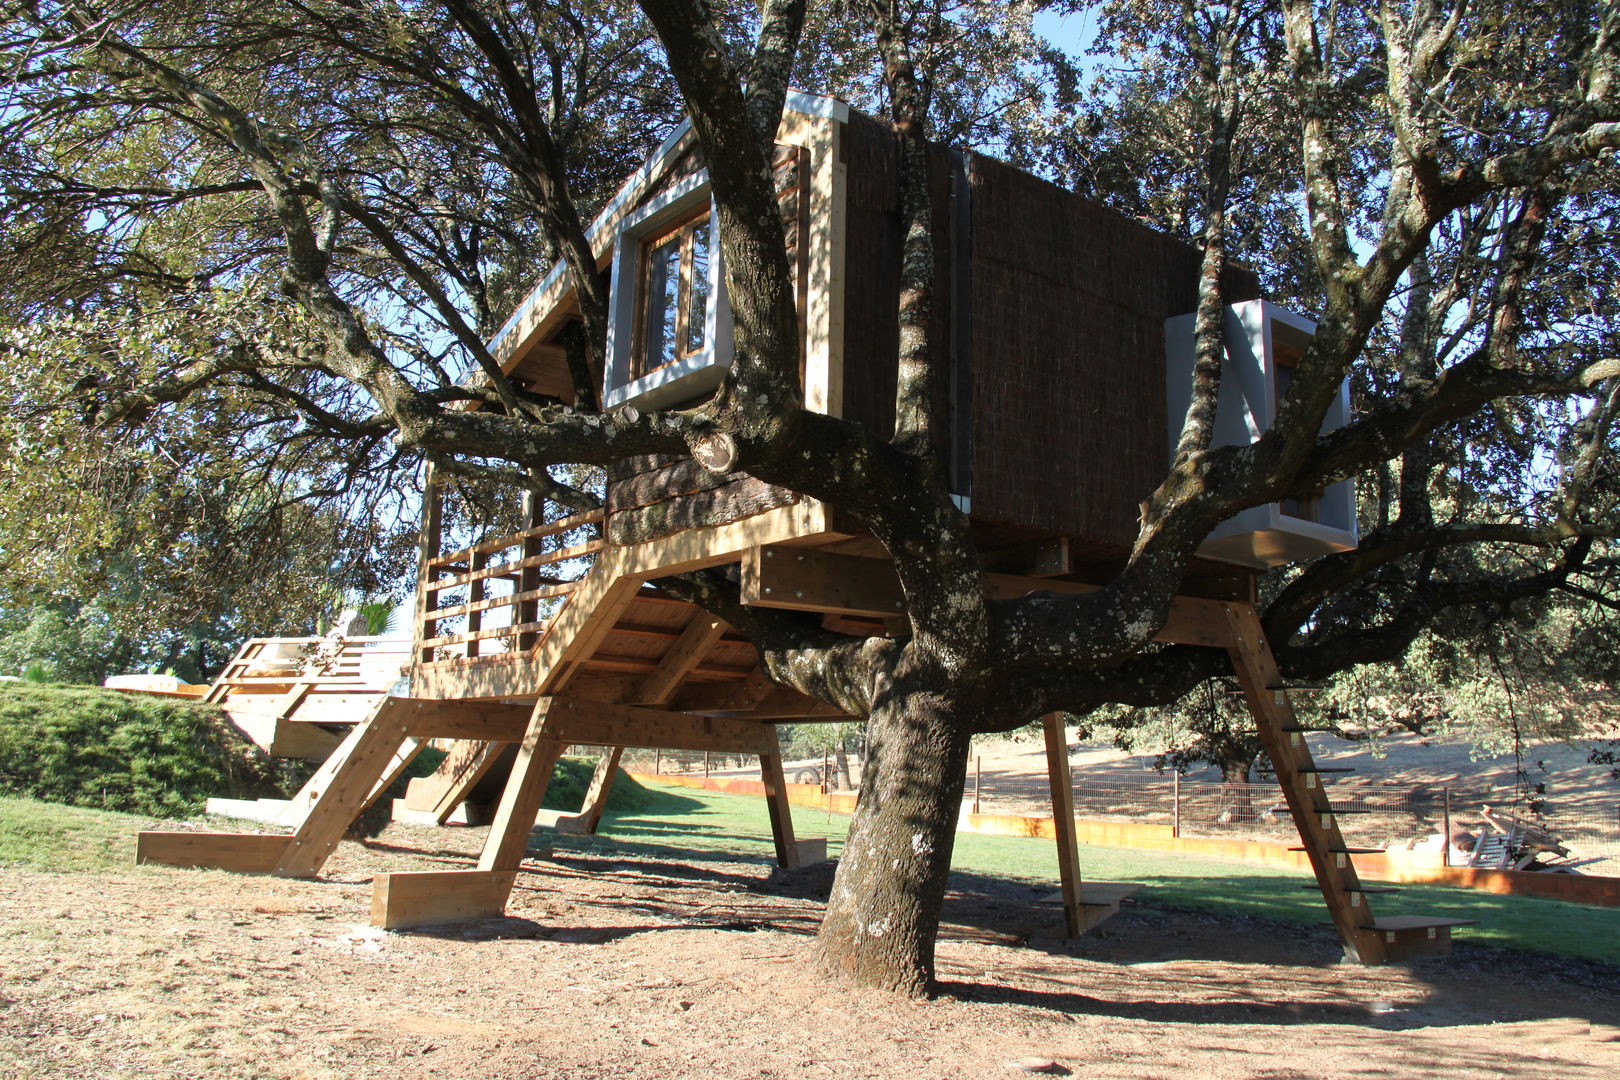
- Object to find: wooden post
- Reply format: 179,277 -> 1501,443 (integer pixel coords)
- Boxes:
654,749 -> 660,776
576,747 -> 623,835
516,489 -> 544,652
1173,771 -> 1181,838
974,755 -> 982,815
274,698 -> 417,878
757,726 -> 802,868
1042,712 -> 1083,938
410,464 -> 443,687
1443,786 -> 1452,868
477,700 -> 568,874
704,750 -> 710,779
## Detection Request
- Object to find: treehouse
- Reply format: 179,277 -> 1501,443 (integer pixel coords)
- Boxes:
140,93 -> 1474,964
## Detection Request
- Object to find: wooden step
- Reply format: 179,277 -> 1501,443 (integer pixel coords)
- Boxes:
1360,915 -> 1479,961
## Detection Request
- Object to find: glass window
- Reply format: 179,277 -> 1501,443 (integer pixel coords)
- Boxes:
641,232 -> 682,375
635,211 -> 711,378
685,219 -> 711,356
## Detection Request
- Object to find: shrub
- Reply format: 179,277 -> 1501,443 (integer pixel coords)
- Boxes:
0,684 -> 296,816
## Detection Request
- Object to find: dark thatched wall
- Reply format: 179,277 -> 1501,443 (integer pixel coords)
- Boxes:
966,154 -> 1263,545
837,133 -> 1258,549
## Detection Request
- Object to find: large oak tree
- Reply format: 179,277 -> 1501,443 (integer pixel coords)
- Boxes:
4,1 -> 1619,994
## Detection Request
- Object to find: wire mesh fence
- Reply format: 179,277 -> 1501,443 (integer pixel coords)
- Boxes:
1040,774 -> 1620,875
612,745 -> 1620,876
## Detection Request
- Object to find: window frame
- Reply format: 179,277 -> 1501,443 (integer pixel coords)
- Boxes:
603,172 -> 731,411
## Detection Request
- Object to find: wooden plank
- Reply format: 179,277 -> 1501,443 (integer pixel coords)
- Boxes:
136,831 -> 291,873
421,620 -> 549,650
371,870 -> 518,930
531,696 -> 774,754
757,726 -> 801,868
272,698 -> 417,878
633,613 -> 730,705
742,545 -> 1236,647
428,509 -> 604,568
406,700 -> 537,741
412,655 -> 548,700
1043,713 -> 1084,938
424,583 -> 578,623
477,700 -> 569,872
425,542 -> 600,592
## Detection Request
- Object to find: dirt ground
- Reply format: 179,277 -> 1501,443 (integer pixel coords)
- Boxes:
4,819 -> 1619,1080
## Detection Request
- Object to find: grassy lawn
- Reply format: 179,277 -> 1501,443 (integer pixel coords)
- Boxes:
0,795 -> 153,874
6,780 -> 1614,968
585,780 -> 1620,967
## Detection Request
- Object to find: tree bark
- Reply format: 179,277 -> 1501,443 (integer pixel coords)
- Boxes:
813,681 -> 975,996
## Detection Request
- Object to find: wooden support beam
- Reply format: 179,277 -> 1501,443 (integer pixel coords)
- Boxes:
477,699 -> 569,873
757,726 -> 801,869
528,696 -> 774,754
741,545 -> 1236,647
275,734 -> 425,828
135,831 -> 291,873
405,700 -> 535,741
1042,713 -> 1084,938
634,613 -> 729,704
575,747 -> 623,835
371,870 -> 518,930
272,698 -> 417,878
410,466 -> 443,677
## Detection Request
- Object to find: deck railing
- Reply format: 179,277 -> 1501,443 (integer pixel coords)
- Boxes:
417,508 -> 605,665
205,636 -> 413,703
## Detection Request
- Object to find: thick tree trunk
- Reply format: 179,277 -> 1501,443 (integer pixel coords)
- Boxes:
834,746 -> 853,791
1217,758 -> 1255,824
812,688 -> 974,996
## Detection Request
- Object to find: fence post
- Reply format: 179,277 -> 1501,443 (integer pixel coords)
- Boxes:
1443,786 -> 1452,868
654,749 -> 660,777
1173,771 -> 1181,839
704,751 -> 709,780
974,755 -> 982,815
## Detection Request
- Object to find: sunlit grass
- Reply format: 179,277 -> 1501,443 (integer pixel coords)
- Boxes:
581,781 -> 1620,967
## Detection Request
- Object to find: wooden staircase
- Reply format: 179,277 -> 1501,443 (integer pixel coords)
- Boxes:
1225,607 -> 1475,962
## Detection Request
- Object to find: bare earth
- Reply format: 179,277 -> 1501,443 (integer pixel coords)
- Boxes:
4,820 -> 1619,1080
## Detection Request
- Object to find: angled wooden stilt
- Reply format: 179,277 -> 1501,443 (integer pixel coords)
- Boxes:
430,740 -> 507,823
477,699 -> 568,873
757,726 -> 802,869
277,733 -> 425,828
1043,712 -> 1084,937
1227,606 -> 1412,963
575,747 -> 623,835
273,697 -> 416,878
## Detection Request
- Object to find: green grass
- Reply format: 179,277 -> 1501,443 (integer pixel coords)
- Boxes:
0,795 -> 149,873
0,684 -> 297,816
581,781 -> 1620,968
5,774 -> 1613,969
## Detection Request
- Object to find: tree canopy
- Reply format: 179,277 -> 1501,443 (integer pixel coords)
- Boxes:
4,0 -> 1619,994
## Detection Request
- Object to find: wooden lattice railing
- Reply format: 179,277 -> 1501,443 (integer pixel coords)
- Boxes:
204,636 -> 413,704
417,508 -> 605,665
